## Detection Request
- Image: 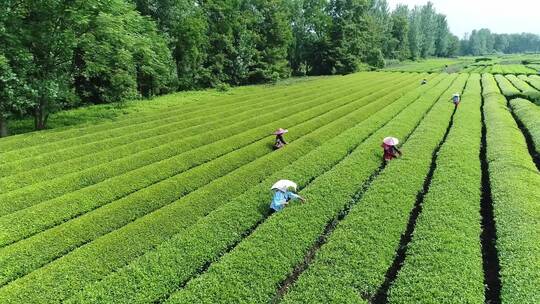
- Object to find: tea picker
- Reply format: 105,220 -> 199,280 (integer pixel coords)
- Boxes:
452,93 -> 461,107
381,136 -> 402,162
272,128 -> 288,150
269,180 -> 306,214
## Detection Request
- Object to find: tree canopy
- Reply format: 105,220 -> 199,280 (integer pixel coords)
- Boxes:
461,29 -> 540,55
1,0 -> 539,136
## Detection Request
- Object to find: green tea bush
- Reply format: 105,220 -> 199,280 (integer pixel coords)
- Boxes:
494,74 -> 521,98
0,74 -> 397,248
505,75 -> 540,101
510,98 -> 540,158
519,75 -> 540,91
65,74 -> 444,304
388,74 -> 484,303
280,74 -> 468,304
0,74 -> 434,303
163,75 -> 462,303
0,73 -> 374,195
482,74 -> 540,303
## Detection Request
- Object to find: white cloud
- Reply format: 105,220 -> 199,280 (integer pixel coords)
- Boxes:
387,0 -> 540,38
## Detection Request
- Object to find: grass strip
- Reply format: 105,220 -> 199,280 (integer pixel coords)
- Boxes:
482,74 -> 540,304
505,75 -> 540,101
490,65 -> 537,75
279,74 -> 469,304
0,92 -> 226,152
509,98 -> 540,161
161,74 -> 460,304
387,74 -> 485,303
0,89 -> 310,174
0,73 -> 432,303
0,88 -> 273,158
494,74 -> 521,98
520,75 -> 540,91
0,98 -> 307,191
507,75 -> 539,93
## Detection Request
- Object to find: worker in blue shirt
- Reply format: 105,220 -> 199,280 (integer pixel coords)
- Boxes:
269,181 -> 306,214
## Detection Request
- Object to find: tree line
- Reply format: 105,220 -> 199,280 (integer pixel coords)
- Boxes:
0,0 -> 534,136
460,29 -> 540,56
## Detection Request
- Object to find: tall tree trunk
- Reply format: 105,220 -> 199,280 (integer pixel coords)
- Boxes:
0,116 -> 8,138
34,99 -> 48,130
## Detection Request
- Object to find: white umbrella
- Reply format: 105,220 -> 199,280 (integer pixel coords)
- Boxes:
383,137 -> 399,146
271,180 -> 297,192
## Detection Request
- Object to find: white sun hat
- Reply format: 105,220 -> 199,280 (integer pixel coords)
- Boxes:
271,180 -> 297,192
383,137 -> 399,146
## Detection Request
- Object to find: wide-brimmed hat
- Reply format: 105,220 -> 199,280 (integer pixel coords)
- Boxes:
273,128 -> 288,135
383,137 -> 399,146
271,180 -> 297,192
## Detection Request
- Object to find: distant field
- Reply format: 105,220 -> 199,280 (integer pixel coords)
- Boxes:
384,58 -> 470,73
463,63 -> 538,75
0,71 -> 538,303
386,55 -> 540,75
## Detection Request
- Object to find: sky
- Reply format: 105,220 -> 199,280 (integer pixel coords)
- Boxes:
387,0 -> 540,38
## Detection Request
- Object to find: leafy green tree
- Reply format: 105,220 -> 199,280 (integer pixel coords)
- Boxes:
171,6 -> 209,89
482,29 -> 495,53
434,14 -> 449,57
418,2 -> 436,57
74,0 -> 177,103
0,2 -> 34,136
367,0 -> 392,61
467,28 -> 495,55
287,0 -> 330,75
0,55 -> 33,137
389,4 -> 410,60
142,0 -> 293,87
132,0 -> 209,89
4,0 -> 79,130
505,33 -> 540,53
446,34 -> 460,57
204,0 -> 294,85
494,34 -> 510,53
404,2 -> 449,59
2,0 -> 176,130
468,30 -> 481,55
407,6 -> 422,59
196,0 -> 241,86
243,0 -> 292,83
458,28 -> 539,55
325,0 -> 371,74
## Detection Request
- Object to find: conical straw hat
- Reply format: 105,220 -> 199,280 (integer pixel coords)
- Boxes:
383,137 -> 399,146
271,180 -> 297,192
273,128 -> 288,135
